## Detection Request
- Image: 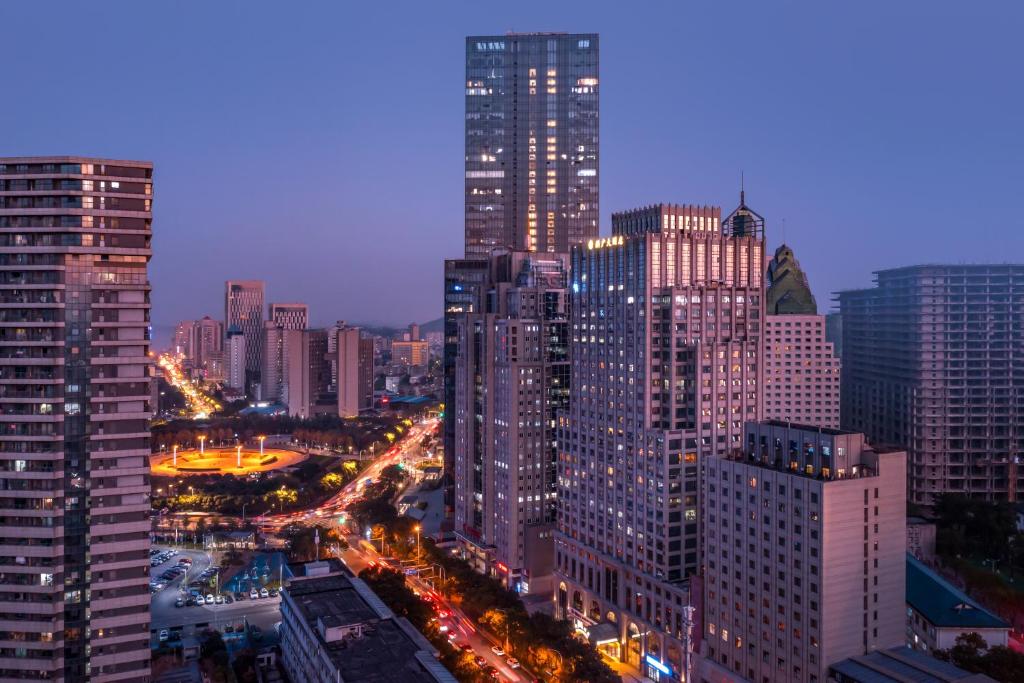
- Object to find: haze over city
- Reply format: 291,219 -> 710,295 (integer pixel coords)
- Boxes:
2,0 -> 1021,339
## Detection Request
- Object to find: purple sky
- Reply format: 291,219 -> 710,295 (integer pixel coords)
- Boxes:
3,1 -> 1021,339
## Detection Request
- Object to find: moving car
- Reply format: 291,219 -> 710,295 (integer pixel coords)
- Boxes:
506,657 -> 520,669
491,645 -> 505,657
474,656 -> 487,668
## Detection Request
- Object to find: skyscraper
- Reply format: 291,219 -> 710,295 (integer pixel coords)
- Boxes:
763,244 -> 840,429
452,251 -> 569,595
336,328 -> 373,418
225,279 -> 265,393
465,33 -> 599,256
838,265 -> 1024,506
193,315 -> 224,374
0,156 -> 154,681
282,329 -> 329,418
554,199 -> 765,676
226,326 -> 247,391
443,259 -> 491,524
700,422 -> 906,683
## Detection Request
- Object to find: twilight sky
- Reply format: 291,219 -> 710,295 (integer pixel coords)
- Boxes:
2,1 -> 1021,341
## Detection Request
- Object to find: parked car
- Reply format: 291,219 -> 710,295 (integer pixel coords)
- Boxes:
174,598 -> 184,608
260,587 -> 269,598
158,629 -> 168,643
223,595 -> 233,604
250,589 -> 259,600
205,594 -> 214,604
234,592 -> 245,601
195,596 -> 204,605
268,588 -> 278,598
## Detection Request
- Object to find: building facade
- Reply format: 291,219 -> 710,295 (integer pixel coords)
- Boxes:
225,279 -> 265,393
392,340 -> 429,367
838,265 -> 1024,506
269,302 -> 308,330
763,315 -> 840,429
700,422 -> 906,683
0,156 -> 155,681
452,251 -> 568,595
336,327 -> 373,418
554,199 -> 765,679
282,329 -> 329,418
766,244 -> 817,315
464,33 -> 599,256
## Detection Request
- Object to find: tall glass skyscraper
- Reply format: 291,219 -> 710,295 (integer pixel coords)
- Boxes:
464,33 -> 599,257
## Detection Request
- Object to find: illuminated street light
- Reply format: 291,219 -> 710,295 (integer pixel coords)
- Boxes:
237,444 -> 242,468
172,444 -> 178,468
198,435 -> 206,455
258,435 -> 266,456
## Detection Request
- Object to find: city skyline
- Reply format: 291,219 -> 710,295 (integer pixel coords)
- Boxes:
2,1 -> 1020,335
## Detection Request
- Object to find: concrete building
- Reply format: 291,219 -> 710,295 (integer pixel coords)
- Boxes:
261,322 -> 287,402
407,322 -> 421,341
700,422 -> 907,683
392,340 -> 429,367
766,244 -> 817,315
452,251 -> 569,596
555,198 -> 765,679
336,327 -> 373,417
269,302 -> 308,330
763,315 -> 840,429
0,156 -> 155,681
226,325 -> 246,391
906,555 -> 1009,653
279,572 -> 457,683
225,279 -> 265,393
464,33 -> 599,257
838,265 -> 1024,506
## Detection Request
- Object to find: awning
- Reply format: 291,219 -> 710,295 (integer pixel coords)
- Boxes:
587,622 -> 619,646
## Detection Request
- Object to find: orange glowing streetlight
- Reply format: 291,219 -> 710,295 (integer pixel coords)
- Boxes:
236,444 -> 243,469
258,435 -> 266,457
172,444 -> 178,468
198,435 -> 206,455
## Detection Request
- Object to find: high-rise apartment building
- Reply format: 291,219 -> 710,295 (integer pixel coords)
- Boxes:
192,315 -> 223,369
0,156 -> 154,681
700,422 -> 906,683
838,265 -> 1024,506
225,279 -> 265,393
554,199 -> 765,677
763,245 -> 840,429
464,33 -> 599,256
226,326 -> 246,391
336,328 -> 373,418
261,322 -> 287,402
269,302 -> 308,330
452,251 -> 568,595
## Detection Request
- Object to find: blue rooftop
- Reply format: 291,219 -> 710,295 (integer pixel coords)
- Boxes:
906,554 -> 1009,630
830,646 -> 996,682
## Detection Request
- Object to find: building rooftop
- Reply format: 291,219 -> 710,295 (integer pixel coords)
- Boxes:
906,555 -> 1009,630
284,573 -> 454,683
759,419 -> 856,437
829,646 -> 996,682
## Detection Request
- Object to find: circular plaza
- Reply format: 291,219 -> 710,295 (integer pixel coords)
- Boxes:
150,445 -> 308,477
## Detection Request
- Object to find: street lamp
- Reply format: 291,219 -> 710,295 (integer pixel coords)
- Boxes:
258,435 -> 266,457
172,444 -> 178,468
198,435 -> 206,455
236,444 -> 243,469
414,525 -> 421,559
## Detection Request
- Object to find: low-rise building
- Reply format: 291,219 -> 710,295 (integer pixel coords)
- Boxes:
829,646 -> 997,682
279,572 -> 457,683
905,555 -> 1009,652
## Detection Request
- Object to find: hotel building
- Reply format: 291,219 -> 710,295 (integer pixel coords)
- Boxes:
700,422 -> 906,683
452,251 -> 568,595
838,265 -> 1024,506
0,156 -> 155,681
554,198 -> 765,679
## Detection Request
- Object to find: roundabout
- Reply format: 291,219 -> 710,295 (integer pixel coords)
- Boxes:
150,445 -> 308,477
